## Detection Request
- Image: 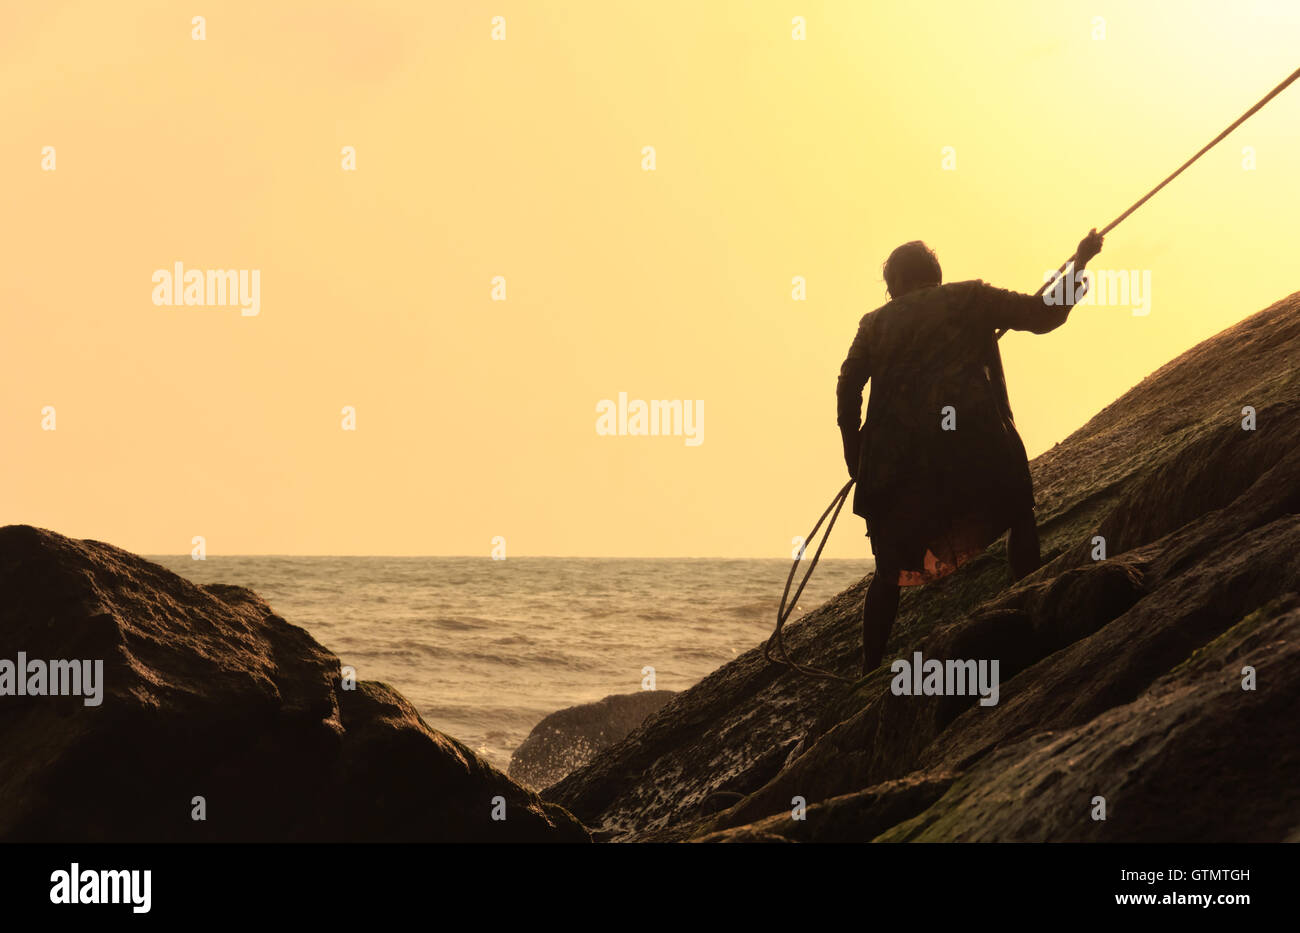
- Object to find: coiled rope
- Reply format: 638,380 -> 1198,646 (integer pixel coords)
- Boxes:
764,64 -> 1300,682
764,478 -> 856,681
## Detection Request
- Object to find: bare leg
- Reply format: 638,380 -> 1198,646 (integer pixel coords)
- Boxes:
1007,507 -> 1041,582
861,566 -> 900,676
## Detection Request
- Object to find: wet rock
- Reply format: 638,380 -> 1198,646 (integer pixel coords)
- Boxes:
547,290 -> 1300,842
0,526 -> 589,842
508,690 -> 678,790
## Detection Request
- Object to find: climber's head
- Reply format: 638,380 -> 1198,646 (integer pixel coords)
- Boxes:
883,241 -> 941,299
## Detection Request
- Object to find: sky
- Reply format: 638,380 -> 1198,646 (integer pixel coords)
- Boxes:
3,0 -> 1298,557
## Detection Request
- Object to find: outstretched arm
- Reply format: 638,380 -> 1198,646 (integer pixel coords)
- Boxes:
992,229 -> 1106,334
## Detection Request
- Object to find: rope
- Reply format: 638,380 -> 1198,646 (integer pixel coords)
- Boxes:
764,478 -> 856,682
996,64 -> 1300,339
766,64 -> 1300,682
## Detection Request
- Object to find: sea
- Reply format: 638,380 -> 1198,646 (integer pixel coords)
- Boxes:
151,556 -> 870,771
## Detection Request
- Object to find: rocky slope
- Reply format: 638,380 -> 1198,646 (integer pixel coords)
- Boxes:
546,290 -> 1300,842
0,527 -> 588,842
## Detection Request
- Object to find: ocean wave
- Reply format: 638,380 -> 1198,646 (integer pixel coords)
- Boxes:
158,556 -> 871,770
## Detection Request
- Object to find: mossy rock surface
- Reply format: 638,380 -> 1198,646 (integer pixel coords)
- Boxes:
545,290 -> 1300,842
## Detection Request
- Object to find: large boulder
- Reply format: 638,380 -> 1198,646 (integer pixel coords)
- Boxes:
0,526 -> 588,842
546,290 -> 1300,842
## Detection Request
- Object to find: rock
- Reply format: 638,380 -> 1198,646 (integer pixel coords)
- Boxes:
508,690 -> 678,790
694,771 -> 957,843
546,289 -> 1300,842
0,526 -> 589,842
876,596 -> 1300,842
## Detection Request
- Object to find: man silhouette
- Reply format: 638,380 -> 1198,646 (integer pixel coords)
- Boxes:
837,230 -> 1104,674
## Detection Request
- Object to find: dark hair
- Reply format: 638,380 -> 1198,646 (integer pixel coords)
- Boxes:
883,241 -> 941,297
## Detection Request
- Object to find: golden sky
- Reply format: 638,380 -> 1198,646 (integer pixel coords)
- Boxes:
3,0 -> 1297,556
